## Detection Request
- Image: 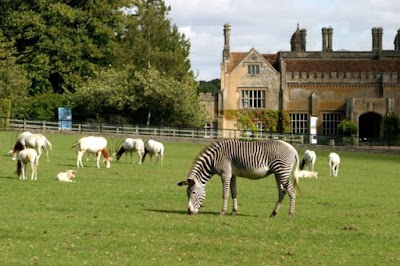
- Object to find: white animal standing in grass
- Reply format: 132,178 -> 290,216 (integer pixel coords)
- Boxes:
11,131 -> 52,163
55,170 -> 76,182
295,170 -> 318,179
17,148 -> 38,180
300,149 -> 317,171
72,136 -> 112,169
328,152 -> 340,177
142,139 -> 164,166
115,138 -> 145,164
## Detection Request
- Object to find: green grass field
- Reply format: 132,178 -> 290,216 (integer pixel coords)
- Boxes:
0,131 -> 399,265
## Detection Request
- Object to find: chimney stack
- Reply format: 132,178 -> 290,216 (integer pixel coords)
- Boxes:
300,28 -> 307,51
372,27 -> 383,51
223,23 -> 231,62
322,27 -> 333,51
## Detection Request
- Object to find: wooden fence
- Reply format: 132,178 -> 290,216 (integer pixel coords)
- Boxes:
2,118 -> 305,144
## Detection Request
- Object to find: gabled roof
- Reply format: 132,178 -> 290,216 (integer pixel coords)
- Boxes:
227,51 -> 279,73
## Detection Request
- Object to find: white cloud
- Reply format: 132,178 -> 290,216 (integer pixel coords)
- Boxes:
165,0 -> 400,81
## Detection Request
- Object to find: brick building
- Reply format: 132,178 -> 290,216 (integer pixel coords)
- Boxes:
217,23 -> 400,143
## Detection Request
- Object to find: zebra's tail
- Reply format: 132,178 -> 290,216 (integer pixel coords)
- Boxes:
292,151 -> 303,195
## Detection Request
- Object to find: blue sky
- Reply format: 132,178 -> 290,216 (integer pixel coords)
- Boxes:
164,0 -> 400,81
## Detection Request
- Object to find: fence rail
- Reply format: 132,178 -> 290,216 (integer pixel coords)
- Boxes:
1,118 -> 399,148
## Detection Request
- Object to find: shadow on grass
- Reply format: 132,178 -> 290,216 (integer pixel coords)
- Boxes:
0,175 -> 18,180
144,208 -> 256,217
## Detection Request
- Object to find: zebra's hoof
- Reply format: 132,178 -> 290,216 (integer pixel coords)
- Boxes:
219,211 -> 226,216
231,210 -> 237,216
270,211 -> 278,218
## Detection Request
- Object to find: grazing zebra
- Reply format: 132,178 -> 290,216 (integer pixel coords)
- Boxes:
177,139 -> 301,217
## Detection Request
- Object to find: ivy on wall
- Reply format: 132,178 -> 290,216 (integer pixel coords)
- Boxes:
384,113 -> 400,145
224,110 -> 291,134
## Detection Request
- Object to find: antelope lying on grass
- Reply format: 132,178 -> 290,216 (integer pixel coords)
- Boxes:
55,170 -> 76,182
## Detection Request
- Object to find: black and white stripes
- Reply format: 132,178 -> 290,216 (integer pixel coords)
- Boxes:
178,139 -> 300,217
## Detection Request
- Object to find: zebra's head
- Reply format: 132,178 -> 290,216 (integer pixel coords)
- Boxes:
177,178 -> 206,215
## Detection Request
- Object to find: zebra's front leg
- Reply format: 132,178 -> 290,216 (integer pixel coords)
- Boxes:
220,176 -> 231,216
270,182 -> 287,217
230,175 -> 238,215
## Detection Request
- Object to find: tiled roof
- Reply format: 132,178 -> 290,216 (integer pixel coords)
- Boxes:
227,52 -> 279,72
227,51 -> 400,73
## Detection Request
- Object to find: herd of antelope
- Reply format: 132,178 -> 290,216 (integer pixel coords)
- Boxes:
9,131 -> 165,181
8,130 -> 341,182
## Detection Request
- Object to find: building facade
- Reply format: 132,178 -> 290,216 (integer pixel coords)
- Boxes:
218,23 -> 400,142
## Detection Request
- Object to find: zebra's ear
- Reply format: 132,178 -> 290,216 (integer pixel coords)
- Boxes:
177,180 -> 189,186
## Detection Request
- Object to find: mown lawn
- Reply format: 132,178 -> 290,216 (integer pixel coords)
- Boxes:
0,131 -> 399,265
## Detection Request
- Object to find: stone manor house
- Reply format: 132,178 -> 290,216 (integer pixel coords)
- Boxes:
209,23 -> 400,142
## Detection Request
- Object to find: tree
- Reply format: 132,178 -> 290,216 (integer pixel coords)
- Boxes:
0,0 -> 132,94
120,0 -> 192,80
134,67 -> 206,127
338,119 -> 357,145
72,67 -> 135,123
198,79 -> 220,94
383,114 -> 400,146
0,31 -> 30,100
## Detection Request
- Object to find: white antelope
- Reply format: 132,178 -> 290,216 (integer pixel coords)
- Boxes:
115,138 -> 145,164
142,139 -> 164,166
11,131 -> 52,163
72,136 -> 112,169
295,170 -> 318,179
17,148 -> 38,180
55,170 -> 76,182
328,152 -> 340,177
300,149 -> 317,171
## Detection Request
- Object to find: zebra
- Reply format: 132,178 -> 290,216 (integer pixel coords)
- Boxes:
177,139 -> 301,217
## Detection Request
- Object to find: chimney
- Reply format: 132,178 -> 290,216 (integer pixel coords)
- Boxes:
322,27 -> 328,51
223,23 -> 231,62
322,27 -> 333,51
372,27 -> 383,51
327,27 -> 333,51
300,28 -> 307,51
394,29 -> 400,50
378,27 -> 383,50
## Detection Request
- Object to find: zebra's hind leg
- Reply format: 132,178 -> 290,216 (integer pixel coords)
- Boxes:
270,182 -> 287,217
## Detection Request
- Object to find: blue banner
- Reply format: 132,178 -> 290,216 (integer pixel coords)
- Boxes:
58,108 -> 72,130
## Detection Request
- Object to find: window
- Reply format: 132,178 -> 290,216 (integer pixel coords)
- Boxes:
290,113 -> 309,134
248,65 -> 260,75
240,90 -> 265,109
204,122 -> 212,138
255,123 -> 265,138
322,113 -> 342,136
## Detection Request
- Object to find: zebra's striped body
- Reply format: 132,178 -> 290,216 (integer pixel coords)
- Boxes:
178,139 -> 300,217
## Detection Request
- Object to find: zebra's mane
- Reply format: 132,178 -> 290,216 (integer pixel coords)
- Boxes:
188,141 -> 223,179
